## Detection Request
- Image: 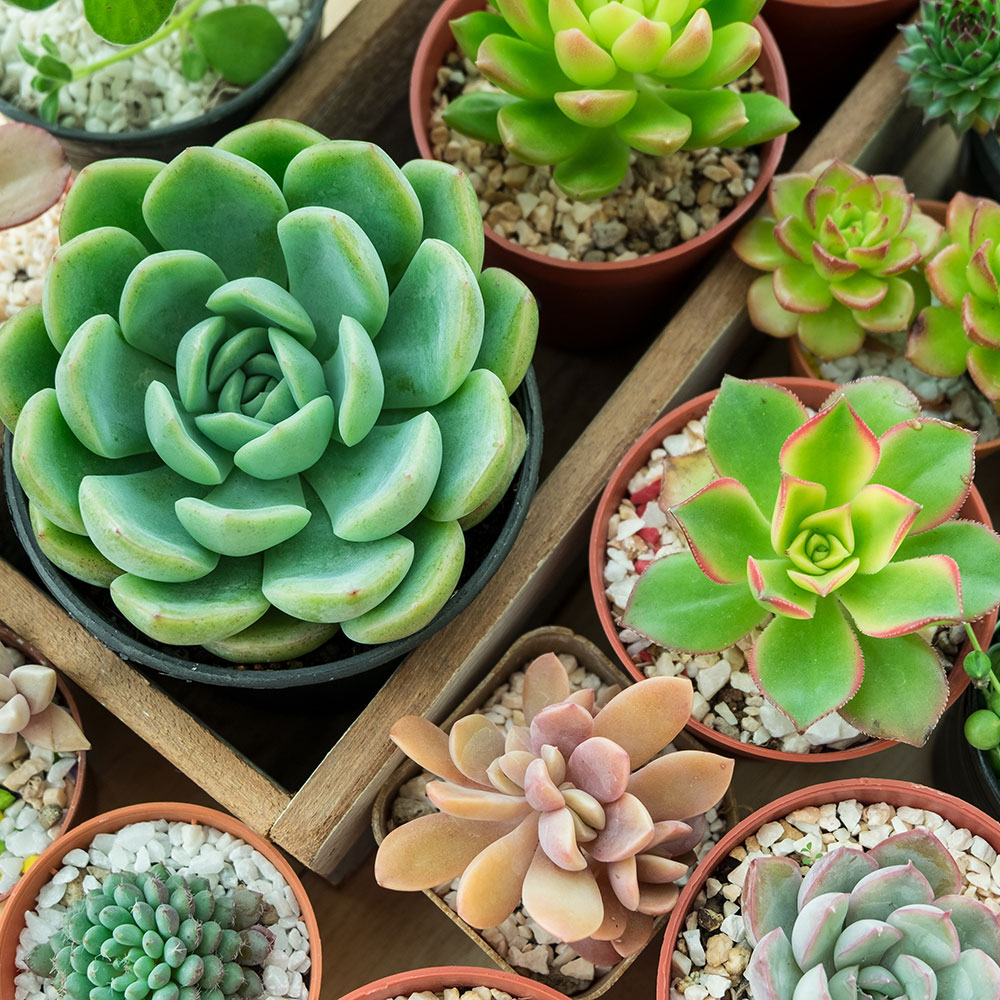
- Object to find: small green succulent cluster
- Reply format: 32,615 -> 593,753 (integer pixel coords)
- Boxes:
899,0 -> 1000,136
443,0 -> 798,200
26,866 -> 274,1000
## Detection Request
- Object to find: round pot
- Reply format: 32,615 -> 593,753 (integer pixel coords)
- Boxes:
588,375 -> 998,762
963,129 -> 1000,201
410,0 -> 792,350
656,777 -> 1000,1000
0,620 -> 86,903
337,967 -> 570,1000
2,370 -> 542,688
0,0 -> 326,171
933,684 -> 1000,821
0,801 -> 322,1000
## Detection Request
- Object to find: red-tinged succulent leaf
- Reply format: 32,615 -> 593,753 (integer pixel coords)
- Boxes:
426,780 -> 533,821
845,241 -> 890,266
890,956 -> 936,1000
773,216 -> 813,263
786,559 -> 860,598
612,911 -> 656,956
390,715 -> 477,787
814,159 -> 867,194
971,197 -> 1000,249
627,750 -> 734,822
837,554 -> 962,638
530,701 -> 594,757
374,812 -> 519,890
855,275 -> 915,334
811,242 -> 859,281
616,91 -> 691,157
768,172 -> 815,221
906,305 -> 971,378
656,7 -> 711,77
780,397 -> 880,507
876,180 -> 912,221
456,813 -> 540,928
705,376 -> 808,514
798,846 -> 878,909
588,793 -> 655,863
750,598 -> 863,730
846,864 -> 935,924
608,854 -> 640,910
840,630 -> 948,744
665,20 -> 760,89
798,302 -> 867,360
477,34 -> 572,100
947,192 -> 979,252
744,856 -> 802,946
623,551 -> 768,654
748,556 -> 817,619
647,817 -> 701,855
888,904 -> 961,968
962,290 -> 1000,349
747,274 -> 800,338
934,894 -> 1000,956
636,881 -> 680,916
554,88 -> 638,128
567,687 -> 596,713
773,260 -> 834,314
18,702 -> 89,752
549,0 -> 591,35
936,949 -> 1000,999
966,241 -> 998,299
967,341 -> 1000,402
450,714 -> 506,785
848,484 -> 920,575
771,476 -> 826,555
830,271 -> 889,311
567,737 -> 630,803
592,675 -> 693,767
671,478 -> 771,585
540,744 -> 567,786
926,242 -> 970,309
497,99 -> 591,166
819,215 -> 849,256
804,185 -> 838,229
895,520 -> 1000,620
792,892 -> 850,971
611,17 -> 672,74
746,928 -> 801,1000
523,651 -> 571,723
588,0 -> 640,47
493,0 -> 554,47
552,130 -> 631,200
538,806 -> 588,870
870,830 -> 962,897
521,846 -> 604,941
506,726 -> 533,753
843,176 -> 882,214
635,854 -> 687,884
834,920 -> 903,970
732,218 -> 785,271
0,123 -> 70,230
902,210 -> 945,258
824,377 -> 922,437
872,419 -> 974,532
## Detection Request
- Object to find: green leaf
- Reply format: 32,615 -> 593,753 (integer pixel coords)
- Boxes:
848,484 -> 920,575
233,396 -> 336,480
30,502 -> 122,588
749,598 -> 863,731
623,551 -> 767,653
823,378 -> 921,437
39,34 -> 61,56
732,218 -> 785,272
207,276 -> 316,348
722,92 -> 799,148
477,33 -> 573,100
0,304 -> 59,431
17,42 -> 41,66
747,557 -> 817,619
322,315 -> 384,447
201,607 -> 337,662
39,90 -> 59,124
552,129 -> 631,200
474,268 -> 537,395
797,303 -> 866,361
615,91 -> 691,157
82,0 -> 175,44
442,92 -> 517,145
664,21 -> 760,90
190,6 -> 289,87
496,100 -> 591,166
449,11 -> 518,61
657,87 -> 747,149
34,53 -> 72,81
181,45 -> 208,82
746,275 -> 799,339
214,119 -> 326,189
700,0 -> 766,26
839,631 -> 949,745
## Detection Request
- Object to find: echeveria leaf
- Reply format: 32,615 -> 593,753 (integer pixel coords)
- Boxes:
935,950 -> 1000,1000
30,502 -> 122,588
0,304 -> 59,431
175,316 -> 226,416
746,928 -> 801,1000
733,219 -> 785,272
743,857 -> 802,946
214,119 -> 327,189
797,303 -> 867,361
966,342 -> 1000,403
869,830 -> 962,898
0,122 -> 69,230
822,377 -> 922,437
201,607 -> 338,662
233,395 -> 336,480
206,277 -> 316,348
189,6 -> 289,87
475,268 -> 537,394
459,403 -> 527,529
322,315 -> 384,447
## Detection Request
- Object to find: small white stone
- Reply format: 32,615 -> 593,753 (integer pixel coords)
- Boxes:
684,986 -> 709,1000
696,660 -> 731,701
701,973 -> 731,998
948,827 -> 973,852
972,837 -> 997,865
62,848 -> 89,867
759,703 -> 796,738
36,879 -> 66,908
729,671 -> 757,694
672,950 -> 691,976
262,965 -> 290,994
803,713 -> 860,747
108,844 -> 132,870
683,928 -> 706,966
52,865 -> 78,884
756,822 -> 785,848
837,800 -> 863,834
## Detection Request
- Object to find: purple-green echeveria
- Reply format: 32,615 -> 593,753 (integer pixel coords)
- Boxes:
443,0 -> 798,200
743,828 -> 1000,1000
907,191 -> 1000,406
732,160 -> 944,360
0,119 -> 538,662
623,375 -> 1000,747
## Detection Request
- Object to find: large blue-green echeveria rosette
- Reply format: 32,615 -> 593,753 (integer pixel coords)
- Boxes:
0,119 -> 538,663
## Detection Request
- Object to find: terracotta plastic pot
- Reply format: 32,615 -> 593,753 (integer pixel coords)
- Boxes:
656,777 -> 1000,1000
337,967 -> 571,1000
0,620 -> 86,903
588,376 -> 998,763
0,801 -> 322,1000
410,0 -> 792,350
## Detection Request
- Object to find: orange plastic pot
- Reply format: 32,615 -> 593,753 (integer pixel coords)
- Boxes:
410,0 -> 792,350
0,802 -> 322,1000
338,966 -> 572,1000
588,376 -> 998,763
0,620 -> 86,903
656,777 -> 1000,1000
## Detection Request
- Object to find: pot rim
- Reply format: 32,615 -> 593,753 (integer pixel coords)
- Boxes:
336,965 -> 573,1000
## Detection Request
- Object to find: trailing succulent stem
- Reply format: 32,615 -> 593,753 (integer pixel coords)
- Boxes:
962,627 -> 1000,778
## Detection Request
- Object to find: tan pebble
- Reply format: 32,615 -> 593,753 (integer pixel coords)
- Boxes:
546,244 -> 570,260
503,164 -> 530,186
562,217 -> 579,240
788,806 -> 820,826
530,203 -> 554,235
676,210 -> 698,241
725,944 -> 751,976
703,165 -> 731,183
442,142 -> 464,163
465,145 -> 482,167
720,155 -> 743,179
729,845 -> 747,862
705,933 -> 732,967
700,204 -> 720,229
727,178 -> 746,197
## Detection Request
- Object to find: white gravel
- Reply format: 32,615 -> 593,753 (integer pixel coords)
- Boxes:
0,194 -> 61,322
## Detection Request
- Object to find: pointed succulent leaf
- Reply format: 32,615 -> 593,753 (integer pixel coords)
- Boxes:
723,92 -> 800,149
845,863 -> 936,924
442,91 -> 514,145
478,33 -> 574,99
967,341 -> 1000,402
548,0 -> 592,36
493,0 -> 554,47
746,927 -> 799,1000
522,847 -> 604,942
833,919 -> 902,970
868,830 -> 962,898
662,87 -> 747,148
792,892 -> 850,971
933,895 -> 1000,957
771,476 -> 826,555
786,559 -> 860,599
627,750 -> 734,822
847,484 -> 920,575
823,378 -> 921,438
426,781 -> 533,822
889,953 -> 936,1000
798,847 -> 878,910
747,557 -> 817,619
592,675 -> 692,767
389,715 -> 473,786
935,949 -> 1000,1000
744,857 -> 802,947
552,130 -> 631,200
0,304 -> 59,431
886,903 -> 961,969
449,10 -> 518,60
664,21 -> 760,89
553,28 -> 619,86
522,653 -> 572,723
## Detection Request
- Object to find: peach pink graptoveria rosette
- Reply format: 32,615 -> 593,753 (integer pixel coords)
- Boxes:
742,828 -> 1000,999
623,375 -> 1000,748
373,653 -> 734,964
732,160 -> 943,361
907,192 -> 1000,408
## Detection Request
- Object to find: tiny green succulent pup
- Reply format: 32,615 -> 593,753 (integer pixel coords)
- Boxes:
732,161 -> 943,360
443,0 -> 798,200
743,828 -> 1000,1000
623,375 -> 1000,747
0,119 -> 538,662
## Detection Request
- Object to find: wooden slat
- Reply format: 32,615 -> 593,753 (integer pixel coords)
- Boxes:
0,558 -> 291,833
269,27 -> 927,873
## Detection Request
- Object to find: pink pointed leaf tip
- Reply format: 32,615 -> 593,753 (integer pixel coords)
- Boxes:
523,756 -> 566,812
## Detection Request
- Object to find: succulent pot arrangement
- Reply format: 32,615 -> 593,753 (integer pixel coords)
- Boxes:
0,801 -> 322,1000
0,118 -> 543,687
410,0 -> 795,349
657,777 -> 1000,1000
590,375 -> 1000,763
336,966 -> 572,1000
372,626 -> 736,999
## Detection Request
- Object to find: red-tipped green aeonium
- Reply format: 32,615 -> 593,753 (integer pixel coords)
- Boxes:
374,653 -> 733,963
442,0 -> 798,200
623,376 -> 1000,747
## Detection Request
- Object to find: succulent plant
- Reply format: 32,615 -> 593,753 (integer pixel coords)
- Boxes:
0,119 -> 538,662
0,122 -> 69,231
374,652 -> 733,963
898,0 -> 1000,136
443,0 -> 798,200
906,191 -> 1000,407
743,828 -> 1000,1000
26,865 -> 274,1000
623,375 -> 1000,747
732,160 -> 943,360
961,640 -> 1000,782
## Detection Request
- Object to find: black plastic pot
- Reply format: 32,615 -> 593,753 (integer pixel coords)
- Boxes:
932,686 -> 1000,821
0,0 -> 326,170
3,369 -> 542,688
959,130 -> 1000,201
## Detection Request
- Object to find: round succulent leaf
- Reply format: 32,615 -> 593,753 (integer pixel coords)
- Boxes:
426,781 -> 533,822
233,395 -> 335,480
208,326 -> 269,392
829,271 -> 889,314
853,275 -> 915,335
450,10 -> 518,60
962,289 -> 1000,349
772,260 -> 834,315
662,20 -> 760,89
869,830 -> 962,899
376,239 -> 483,408
267,327 -> 325,406
401,158 -> 485,273
888,952 -> 937,1000
855,966 -> 901,996
213,119 -> 327,189
747,275 -> 800,339
496,99 -> 592,166
661,87 -> 747,149
797,846 -> 878,911
946,193 -> 979,253
304,414 -> 442,542
803,184 -> 839,230
56,313 -> 176,459
935,948 -> 1000,1000
971,197 -> 1000,248
774,216 -> 813,264
933,894 -> 1000,957
0,304 -> 59,430
885,903 -> 960,970
201,606 -> 337,662
965,241 -> 998,301
553,129 -> 631,200
967,341 -> 1000,402
588,1 -> 642,49
30,502 -> 122,588
615,91 -> 691,157
553,28 -> 618,87
442,91 -> 517,145
522,846 -> 604,942
743,856 -> 802,947
907,305 -> 972,379
926,242 -> 971,310
480,30 -> 577,99
566,736 -> 629,803
747,556 -> 818,619
845,863 -> 937,928
42,226 -> 148,352
791,891 -> 850,972
206,277 -> 316,349
459,403 -> 527,529
626,749 -> 734,822
473,268 -> 537,394
733,218 -> 786,272
548,0 -> 592,36
610,17 -> 672,74
142,146 -> 288,285
790,963 -> 834,1000
493,0 -> 554,47
58,158 -> 162,252
195,412 -> 270,453
833,919 -> 902,970
175,316 -> 227,415
320,315 -> 384,447
188,6 -> 289,87
768,172 -> 818,222
823,378 -> 921,438
745,927 -> 800,1000
554,88 -> 638,128
451,714 -> 506,786
655,7 -> 711,77
110,555 -> 269,645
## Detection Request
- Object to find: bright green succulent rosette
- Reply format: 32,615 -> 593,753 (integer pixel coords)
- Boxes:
0,119 -> 538,663
623,375 -> 1000,747
443,0 -> 798,200
733,160 -> 943,361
